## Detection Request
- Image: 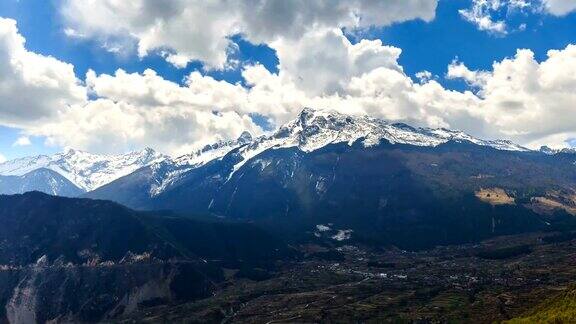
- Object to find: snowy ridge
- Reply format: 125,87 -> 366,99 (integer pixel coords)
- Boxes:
148,131 -> 253,196
276,108 -> 528,152
145,108 -> 531,193
225,108 -> 529,178
173,131 -> 253,168
540,146 -> 576,155
0,148 -> 167,191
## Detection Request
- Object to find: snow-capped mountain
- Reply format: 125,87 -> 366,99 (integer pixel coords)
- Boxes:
155,107 -> 531,193
0,148 -> 167,192
87,107 -> 535,204
1,108 -> 533,198
224,108 -> 529,178
85,108 -> 576,252
275,108 -> 528,152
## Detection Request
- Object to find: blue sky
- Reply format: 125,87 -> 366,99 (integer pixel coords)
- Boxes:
0,0 -> 575,160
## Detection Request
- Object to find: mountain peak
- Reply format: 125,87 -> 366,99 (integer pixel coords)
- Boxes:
134,147 -> 160,158
0,108 -> 532,196
63,147 -> 80,156
298,107 -> 316,116
540,146 -> 556,155
295,107 -> 337,127
237,131 -> 253,144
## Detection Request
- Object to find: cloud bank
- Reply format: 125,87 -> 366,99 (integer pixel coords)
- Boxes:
0,18 -> 86,127
61,0 -> 438,69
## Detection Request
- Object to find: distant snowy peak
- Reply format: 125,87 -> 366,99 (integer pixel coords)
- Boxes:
0,148 -> 167,191
540,146 -> 576,155
0,168 -> 83,197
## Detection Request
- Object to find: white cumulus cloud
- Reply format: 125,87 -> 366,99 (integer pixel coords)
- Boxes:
12,136 -> 31,147
0,18 -> 261,156
31,68 -> 262,156
29,27 -> 576,152
60,0 -> 438,69
459,0 -> 509,35
0,18 -> 86,128
543,0 -> 576,16
271,28 -> 404,96
448,45 -> 576,148
460,0 -> 576,35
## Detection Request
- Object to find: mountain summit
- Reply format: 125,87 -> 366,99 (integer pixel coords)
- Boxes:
222,108 -> 529,177
263,107 -> 528,152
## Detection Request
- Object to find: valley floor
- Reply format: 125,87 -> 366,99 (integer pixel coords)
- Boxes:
120,232 -> 576,323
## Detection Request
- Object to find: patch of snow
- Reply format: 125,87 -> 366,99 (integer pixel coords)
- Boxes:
315,177 -> 327,194
332,229 -> 353,241
316,224 -> 331,232
35,255 -> 49,267
252,158 -> 272,171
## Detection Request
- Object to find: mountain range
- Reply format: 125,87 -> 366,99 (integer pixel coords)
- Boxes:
3,108 -> 576,249
0,148 -> 167,195
84,108 -> 576,249
0,108 -> 533,197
